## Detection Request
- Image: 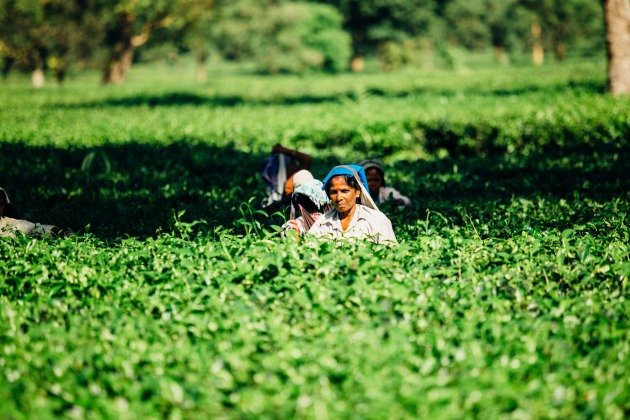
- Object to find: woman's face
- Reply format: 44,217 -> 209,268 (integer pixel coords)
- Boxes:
366,168 -> 383,194
328,176 -> 360,213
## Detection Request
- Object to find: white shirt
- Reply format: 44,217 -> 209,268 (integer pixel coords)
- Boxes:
378,187 -> 410,206
307,204 -> 397,244
0,217 -> 55,238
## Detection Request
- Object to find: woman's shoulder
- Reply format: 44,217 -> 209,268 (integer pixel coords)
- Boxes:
380,186 -> 409,198
355,205 -> 397,243
357,203 -> 383,214
356,204 -> 391,221
380,186 -> 400,194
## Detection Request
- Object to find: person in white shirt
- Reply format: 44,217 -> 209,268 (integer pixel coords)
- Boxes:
307,165 -> 397,244
0,187 -> 66,238
359,159 -> 411,207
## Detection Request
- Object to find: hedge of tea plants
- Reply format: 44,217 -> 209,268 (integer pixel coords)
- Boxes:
0,60 -> 628,418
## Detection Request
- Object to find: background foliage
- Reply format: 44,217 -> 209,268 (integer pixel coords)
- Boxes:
0,0 -> 608,81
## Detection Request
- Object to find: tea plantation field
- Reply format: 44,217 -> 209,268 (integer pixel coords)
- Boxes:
0,61 -> 628,418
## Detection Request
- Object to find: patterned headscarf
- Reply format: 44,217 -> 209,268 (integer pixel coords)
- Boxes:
289,178 -> 331,231
293,179 -> 329,209
292,169 -> 314,190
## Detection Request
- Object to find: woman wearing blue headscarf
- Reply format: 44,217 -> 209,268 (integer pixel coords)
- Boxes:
307,165 -> 397,244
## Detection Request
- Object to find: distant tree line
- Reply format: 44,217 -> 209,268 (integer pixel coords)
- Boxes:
0,0 -> 627,94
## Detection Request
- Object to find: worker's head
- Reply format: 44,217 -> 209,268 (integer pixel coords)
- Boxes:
322,164 -> 377,211
360,159 -> 385,196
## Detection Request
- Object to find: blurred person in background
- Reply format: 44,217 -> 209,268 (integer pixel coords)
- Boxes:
308,165 -> 397,244
0,187 -> 70,238
360,159 -> 410,207
262,143 -> 313,208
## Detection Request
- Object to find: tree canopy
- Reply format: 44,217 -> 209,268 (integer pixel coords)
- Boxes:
1,0 -> 622,91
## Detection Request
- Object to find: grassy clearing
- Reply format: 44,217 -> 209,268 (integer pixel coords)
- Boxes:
0,60 -> 628,417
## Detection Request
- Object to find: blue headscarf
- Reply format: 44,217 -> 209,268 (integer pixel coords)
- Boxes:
322,164 -> 369,191
321,164 -> 378,210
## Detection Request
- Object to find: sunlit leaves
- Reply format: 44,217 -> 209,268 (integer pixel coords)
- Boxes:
0,62 -> 628,417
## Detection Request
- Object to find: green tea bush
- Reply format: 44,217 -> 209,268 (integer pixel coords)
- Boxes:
0,60 -> 628,417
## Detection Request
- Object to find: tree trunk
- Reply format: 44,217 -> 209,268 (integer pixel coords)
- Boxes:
553,42 -> 566,61
31,67 -> 45,88
603,0 -> 630,95
55,67 -> 67,84
421,39 -> 434,69
531,19 -> 544,66
350,56 -> 364,72
30,49 -> 46,88
494,46 -> 508,65
102,46 -> 134,84
195,51 -> 207,83
350,25 -> 366,73
2,57 -> 14,79
102,14 -> 135,85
